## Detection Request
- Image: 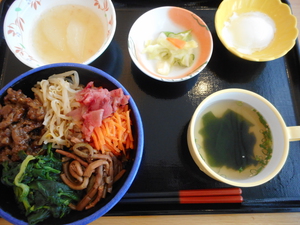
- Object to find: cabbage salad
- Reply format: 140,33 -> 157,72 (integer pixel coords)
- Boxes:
143,30 -> 198,75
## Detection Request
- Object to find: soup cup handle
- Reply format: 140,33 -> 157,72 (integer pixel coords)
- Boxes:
287,126 -> 300,141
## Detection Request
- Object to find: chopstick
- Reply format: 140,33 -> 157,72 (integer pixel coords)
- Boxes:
120,188 -> 243,204
120,195 -> 243,204
124,187 -> 242,198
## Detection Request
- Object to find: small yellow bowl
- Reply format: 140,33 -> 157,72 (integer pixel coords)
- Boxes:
215,0 -> 298,61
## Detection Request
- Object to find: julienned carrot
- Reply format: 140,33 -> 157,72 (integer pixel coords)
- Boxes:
166,37 -> 186,49
91,132 -> 100,150
91,106 -> 134,156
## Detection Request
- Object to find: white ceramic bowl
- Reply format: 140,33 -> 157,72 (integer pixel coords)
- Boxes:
3,0 -> 116,68
187,88 -> 300,187
128,6 -> 213,82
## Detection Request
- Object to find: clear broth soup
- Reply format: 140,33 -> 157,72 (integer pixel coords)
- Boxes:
32,5 -> 105,64
195,100 -> 272,180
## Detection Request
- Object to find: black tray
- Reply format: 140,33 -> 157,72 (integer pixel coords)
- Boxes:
1,0 -> 300,217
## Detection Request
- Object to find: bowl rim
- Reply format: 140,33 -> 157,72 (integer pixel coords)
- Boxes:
187,88 -> 289,187
128,6 -> 213,82
82,0 -> 117,66
0,63 -> 144,224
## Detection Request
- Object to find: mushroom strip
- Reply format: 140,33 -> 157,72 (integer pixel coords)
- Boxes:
83,160 -> 109,178
114,169 -> 126,182
56,149 -> 88,167
57,143 -> 125,210
85,183 -> 105,210
62,161 -> 77,183
60,174 -> 89,190
70,160 -> 84,176
69,160 -> 84,183
92,154 -> 114,190
73,143 -> 94,161
75,166 -> 104,211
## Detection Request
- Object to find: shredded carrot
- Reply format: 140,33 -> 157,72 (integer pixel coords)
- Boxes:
91,106 -> 134,156
166,37 -> 186,49
91,132 -> 100,150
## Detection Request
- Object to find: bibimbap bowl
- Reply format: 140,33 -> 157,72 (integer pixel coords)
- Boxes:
0,63 -> 144,224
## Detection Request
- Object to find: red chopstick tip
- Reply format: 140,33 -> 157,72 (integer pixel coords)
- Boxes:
179,195 -> 243,204
179,188 -> 242,197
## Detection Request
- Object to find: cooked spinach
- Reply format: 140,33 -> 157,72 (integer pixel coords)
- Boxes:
1,144 -> 81,225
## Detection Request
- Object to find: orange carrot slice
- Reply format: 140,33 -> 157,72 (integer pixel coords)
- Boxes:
166,37 -> 186,49
91,106 -> 134,156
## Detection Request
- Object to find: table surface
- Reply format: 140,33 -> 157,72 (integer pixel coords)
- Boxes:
1,0 -> 300,224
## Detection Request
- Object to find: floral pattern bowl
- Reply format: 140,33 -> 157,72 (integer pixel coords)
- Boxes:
4,0 -> 116,68
128,6 -> 213,82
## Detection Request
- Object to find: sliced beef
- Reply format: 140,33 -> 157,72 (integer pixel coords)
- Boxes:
0,88 -> 45,162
